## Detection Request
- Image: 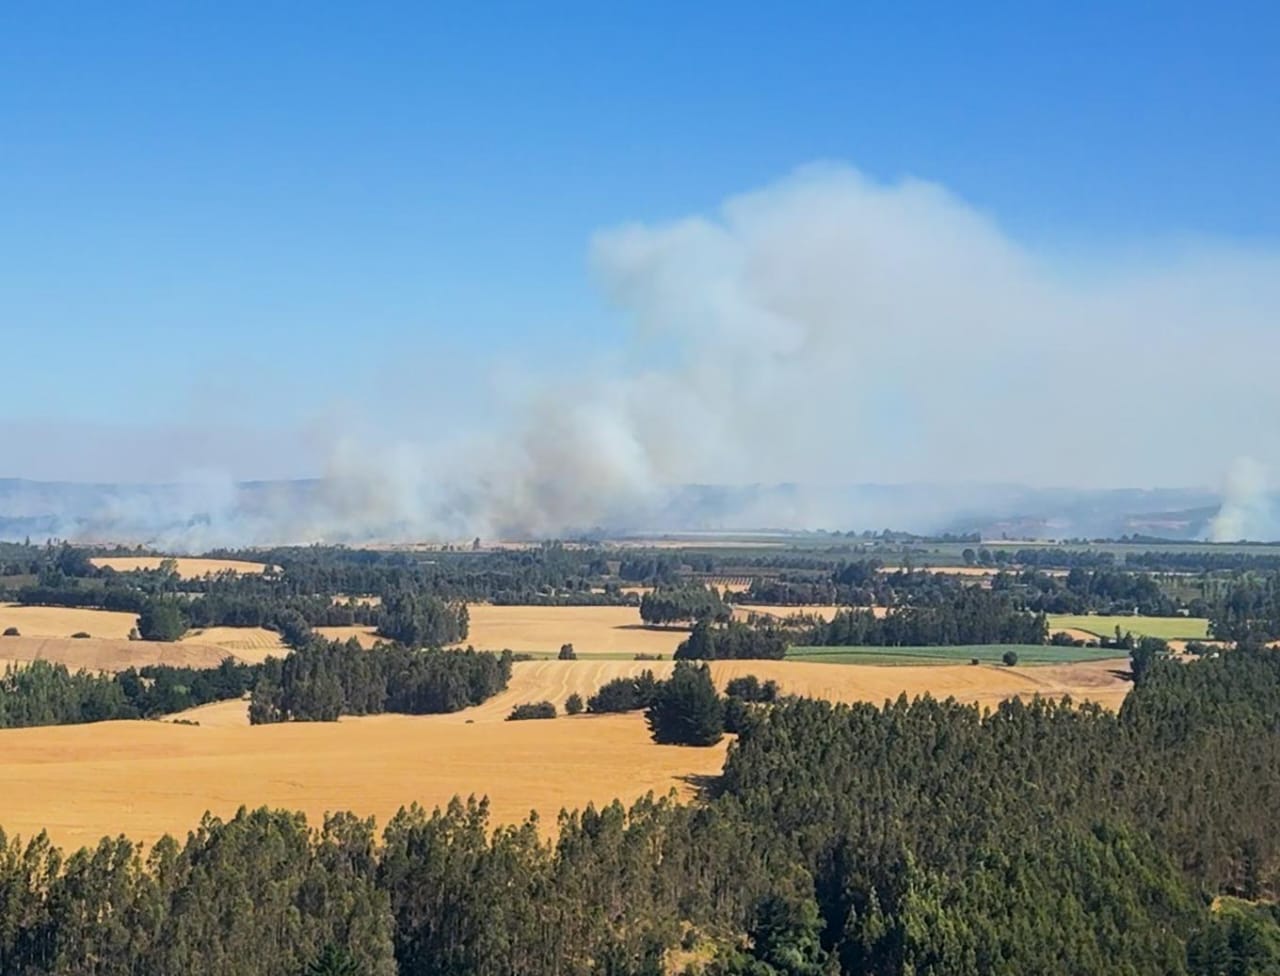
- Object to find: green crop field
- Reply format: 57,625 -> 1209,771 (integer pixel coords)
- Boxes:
1047,614 -> 1210,641
786,644 -> 1124,666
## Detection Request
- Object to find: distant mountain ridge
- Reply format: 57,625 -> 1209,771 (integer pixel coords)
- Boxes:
0,477 -> 1251,547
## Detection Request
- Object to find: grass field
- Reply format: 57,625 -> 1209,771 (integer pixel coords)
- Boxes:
1047,614 -> 1211,640
787,644 -> 1125,665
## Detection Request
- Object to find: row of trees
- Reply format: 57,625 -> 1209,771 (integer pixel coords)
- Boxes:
674,619 -> 788,660
801,589 -> 1048,646
0,651 -> 1277,971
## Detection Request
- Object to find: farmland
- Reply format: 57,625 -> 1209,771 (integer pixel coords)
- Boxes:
0,603 -> 139,639
787,643 -> 1124,665
458,604 -> 688,656
0,654 -> 1131,849
89,556 -> 271,578
1047,613 -> 1211,641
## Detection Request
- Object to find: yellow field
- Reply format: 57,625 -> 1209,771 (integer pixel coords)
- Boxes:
90,556 -> 270,578
179,627 -> 287,662
0,710 -> 727,851
0,604 -> 139,639
460,604 -> 688,655
0,656 -> 1129,850
0,636 -> 234,672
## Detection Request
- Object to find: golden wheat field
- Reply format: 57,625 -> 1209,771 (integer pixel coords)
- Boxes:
89,556 -> 271,578
0,656 -> 1130,849
0,603 -> 140,639
179,626 -> 288,661
0,636 -> 235,671
459,604 -> 689,655
732,604 -> 855,623
0,710 -> 727,851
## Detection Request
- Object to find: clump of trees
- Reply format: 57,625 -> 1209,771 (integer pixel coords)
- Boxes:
249,640 -> 511,724
558,643 -> 577,660
675,619 -> 788,660
645,662 -> 724,747
564,693 -> 584,715
375,592 -> 469,646
586,670 -> 663,713
0,658 -> 260,728
640,586 -> 730,626
508,702 -> 556,721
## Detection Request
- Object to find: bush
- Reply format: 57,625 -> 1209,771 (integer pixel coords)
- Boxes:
508,701 -> 556,721
2,627 -> 18,637
646,661 -> 723,746
71,631 -> 91,639
587,670 -> 662,713
725,674 -> 781,703
564,692 -> 584,715
558,643 -> 577,660
1002,650 -> 1019,667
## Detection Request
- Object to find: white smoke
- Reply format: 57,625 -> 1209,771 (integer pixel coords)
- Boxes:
1210,458 -> 1279,542
10,163 -> 1280,544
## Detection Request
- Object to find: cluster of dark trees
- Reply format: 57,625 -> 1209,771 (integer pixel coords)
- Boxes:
801,589 -> 1048,646
674,619 -> 788,660
640,586 -> 731,626
0,658 -> 258,728
249,640 -> 512,723
586,670 -> 664,713
508,701 -> 556,720
0,651 -> 1277,972
1207,573 -> 1280,642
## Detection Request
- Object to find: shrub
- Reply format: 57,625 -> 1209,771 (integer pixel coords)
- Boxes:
71,631 -> 91,639
558,643 -> 577,660
564,692 -> 584,715
508,701 -> 557,721
2,627 -> 18,637
1002,650 -> 1019,667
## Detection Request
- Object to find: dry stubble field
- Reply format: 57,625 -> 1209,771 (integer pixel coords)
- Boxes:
89,556 -> 271,578
0,655 -> 1130,850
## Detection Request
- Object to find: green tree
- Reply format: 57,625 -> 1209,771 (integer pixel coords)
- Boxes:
305,944 -> 362,975
1002,649 -> 1019,667
136,599 -> 187,641
646,661 -> 723,746
558,643 -> 577,660
565,692 -> 584,715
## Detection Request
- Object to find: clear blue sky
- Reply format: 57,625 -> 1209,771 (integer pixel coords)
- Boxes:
2,2 -> 1278,480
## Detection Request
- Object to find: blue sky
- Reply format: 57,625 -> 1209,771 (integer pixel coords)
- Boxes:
2,2 -> 1279,484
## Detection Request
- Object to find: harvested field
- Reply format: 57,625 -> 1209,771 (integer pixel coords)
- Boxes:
0,709 -> 726,851
90,556 -> 271,578
315,626 -> 383,648
0,604 -> 139,640
179,627 -> 287,661
1047,614 -> 1211,641
1050,627 -> 1103,644
0,656 -> 1130,849
459,605 -> 688,655
0,636 -> 234,672
788,644 -> 1122,666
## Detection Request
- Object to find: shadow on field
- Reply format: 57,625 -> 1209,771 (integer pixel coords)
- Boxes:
676,772 -> 723,802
